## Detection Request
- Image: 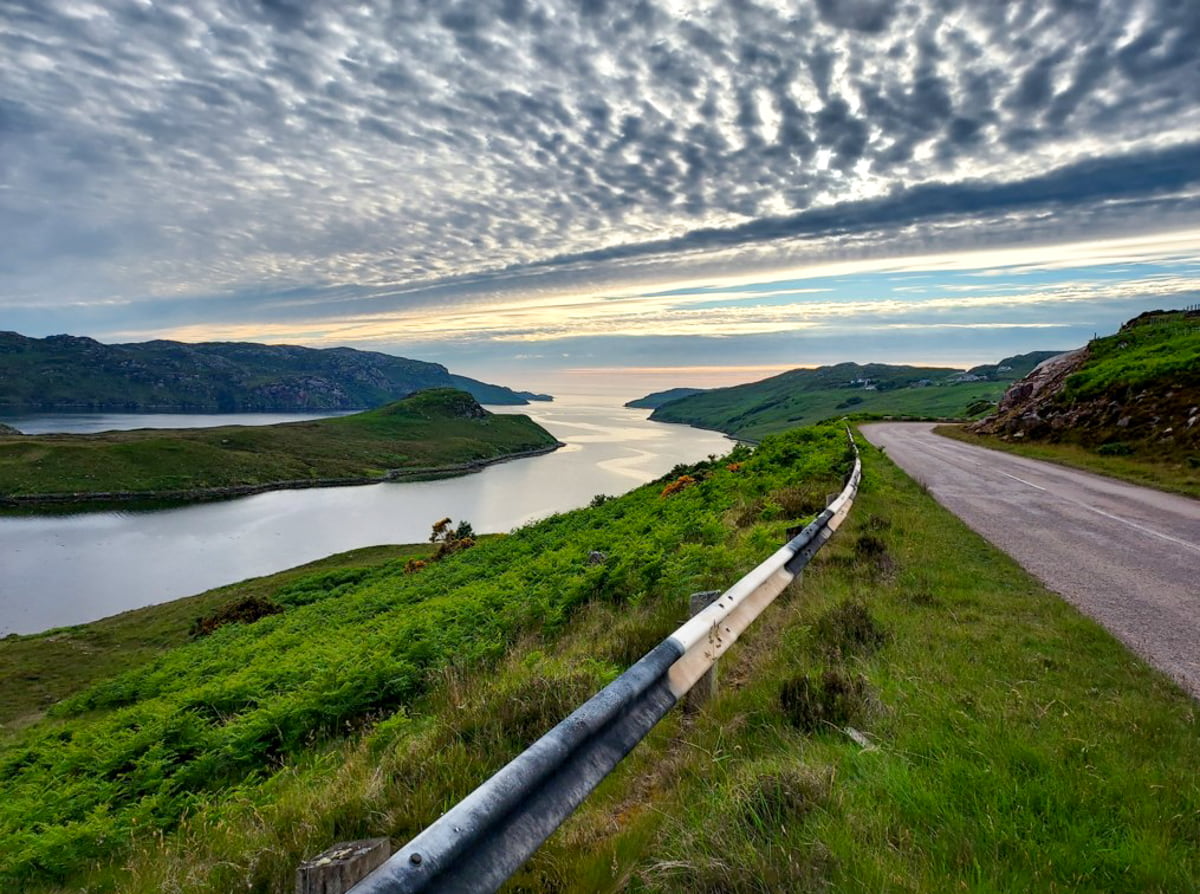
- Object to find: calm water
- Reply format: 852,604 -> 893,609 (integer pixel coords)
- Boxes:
0,410 -> 353,434
0,400 -> 731,635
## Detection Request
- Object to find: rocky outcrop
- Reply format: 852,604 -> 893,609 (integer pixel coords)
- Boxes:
970,313 -> 1199,454
968,350 -> 1086,440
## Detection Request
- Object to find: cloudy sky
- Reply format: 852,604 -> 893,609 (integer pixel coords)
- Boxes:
2,0 -> 1198,397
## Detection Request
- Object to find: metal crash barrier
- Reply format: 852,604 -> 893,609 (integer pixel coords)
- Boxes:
350,433 -> 862,894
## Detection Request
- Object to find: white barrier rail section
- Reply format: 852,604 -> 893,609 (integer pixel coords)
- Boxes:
666,455 -> 861,698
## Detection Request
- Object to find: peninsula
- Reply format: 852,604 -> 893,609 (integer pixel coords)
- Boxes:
0,389 -> 561,508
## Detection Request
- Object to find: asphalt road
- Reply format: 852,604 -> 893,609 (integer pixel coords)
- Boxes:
860,423 -> 1200,699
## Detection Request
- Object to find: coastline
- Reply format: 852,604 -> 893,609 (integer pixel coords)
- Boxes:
639,410 -> 760,445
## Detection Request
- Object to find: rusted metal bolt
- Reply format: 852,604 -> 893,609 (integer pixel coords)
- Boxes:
410,853 -> 423,865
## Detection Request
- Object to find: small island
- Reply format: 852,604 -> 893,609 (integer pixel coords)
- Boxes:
0,389 -> 561,509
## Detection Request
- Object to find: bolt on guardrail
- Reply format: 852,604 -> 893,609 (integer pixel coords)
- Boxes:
342,432 -> 862,894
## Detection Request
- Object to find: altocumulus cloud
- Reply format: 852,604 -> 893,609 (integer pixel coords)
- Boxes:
1,0 -> 1198,345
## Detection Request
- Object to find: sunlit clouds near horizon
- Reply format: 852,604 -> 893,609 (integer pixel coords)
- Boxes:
2,0 -> 1199,393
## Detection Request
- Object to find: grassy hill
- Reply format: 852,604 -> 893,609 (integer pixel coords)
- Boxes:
0,331 -> 549,411
953,309 -> 1200,496
0,389 -> 559,506
973,310 -> 1199,451
2,423 -> 1197,891
645,357 -> 1062,440
624,387 -> 708,409
0,544 -> 435,733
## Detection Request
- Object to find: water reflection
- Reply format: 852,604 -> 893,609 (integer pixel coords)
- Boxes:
0,410 -> 354,435
0,400 -> 730,634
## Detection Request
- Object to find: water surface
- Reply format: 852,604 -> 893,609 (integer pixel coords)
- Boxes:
1,410 -> 353,434
0,400 -> 730,634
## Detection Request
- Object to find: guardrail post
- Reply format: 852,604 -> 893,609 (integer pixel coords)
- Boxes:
298,839 -> 391,894
684,590 -> 722,713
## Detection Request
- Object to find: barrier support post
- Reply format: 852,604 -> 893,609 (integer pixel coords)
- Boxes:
684,590 -> 722,713
298,839 -> 391,894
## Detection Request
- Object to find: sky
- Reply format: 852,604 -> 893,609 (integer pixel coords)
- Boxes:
2,0 -> 1199,398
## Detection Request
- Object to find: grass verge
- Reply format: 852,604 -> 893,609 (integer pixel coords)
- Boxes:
936,424 -> 1200,499
505,439 -> 1200,892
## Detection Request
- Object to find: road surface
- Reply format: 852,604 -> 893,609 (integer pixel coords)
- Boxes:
860,423 -> 1200,699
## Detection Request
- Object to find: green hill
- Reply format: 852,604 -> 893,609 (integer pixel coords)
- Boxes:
448,374 -> 551,404
648,359 -> 1055,439
0,331 -> 550,411
0,388 -> 559,506
965,350 -> 1064,380
624,387 -> 708,409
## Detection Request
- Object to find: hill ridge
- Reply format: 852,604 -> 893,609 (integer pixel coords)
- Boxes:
0,331 -> 551,411
642,353 -> 1062,438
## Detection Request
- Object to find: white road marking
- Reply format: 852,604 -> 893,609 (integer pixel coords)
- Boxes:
1074,502 -> 1200,554
996,470 -> 1048,492
909,431 -> 1200,554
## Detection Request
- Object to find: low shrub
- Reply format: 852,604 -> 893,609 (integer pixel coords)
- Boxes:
189,596 -> 283,638
813,600 -> 888,658
779,669 -> 870,733
660,475 -> 697,498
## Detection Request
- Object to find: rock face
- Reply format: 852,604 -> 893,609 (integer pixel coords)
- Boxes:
969,311 -> 1199,454
968,350 -> 1086,440
0,332 -> 545,411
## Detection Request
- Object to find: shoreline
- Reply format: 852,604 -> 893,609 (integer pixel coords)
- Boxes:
0,441 -> 564,511
640,411 -> 760,445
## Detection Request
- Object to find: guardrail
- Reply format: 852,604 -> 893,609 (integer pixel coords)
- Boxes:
350,432 -> 862,894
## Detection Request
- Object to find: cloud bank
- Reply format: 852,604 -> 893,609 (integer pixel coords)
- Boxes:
1,0 -> 1198,380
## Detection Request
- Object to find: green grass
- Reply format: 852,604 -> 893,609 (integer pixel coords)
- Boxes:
936,424 -> 1200,499
3,425 -> 1197,892
0,388 -> 558,503
650,369 -> 1005,440
0,544 -> 432,736
1063,310 -> 1200,400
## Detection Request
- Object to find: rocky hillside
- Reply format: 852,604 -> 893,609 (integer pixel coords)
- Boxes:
970,309 -> 1200,455
0,332 -> 551,411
